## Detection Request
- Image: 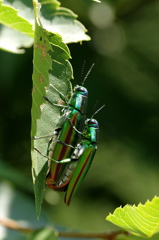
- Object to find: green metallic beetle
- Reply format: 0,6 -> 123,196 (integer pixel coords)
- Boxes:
48,117 -> 99,205
65,117 -> 99,205
47,104 -> 105,205
46,64 -> 95,188
46,85 -> 88,188
34,64 -> 104,204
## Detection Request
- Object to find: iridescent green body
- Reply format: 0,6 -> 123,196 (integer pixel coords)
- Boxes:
46,86 -> 88,187
65,118 -> 98,205
49,118 -> 99,205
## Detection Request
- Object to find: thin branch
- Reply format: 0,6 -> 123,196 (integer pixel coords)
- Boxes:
0,218 -> 33,233
0,217 -> 129,240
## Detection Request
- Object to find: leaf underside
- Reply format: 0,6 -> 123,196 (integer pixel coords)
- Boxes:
31,1 -> 73,218
0,0 -> 90,53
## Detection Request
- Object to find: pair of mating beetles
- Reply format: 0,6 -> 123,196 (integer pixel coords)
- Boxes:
35,78 -> 104,205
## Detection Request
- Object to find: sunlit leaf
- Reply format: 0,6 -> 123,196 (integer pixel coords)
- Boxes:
39,0 -> 90,43
107,196 -> 159,238
31,0 -> 73,218
0,0 -> 34,53
0,1 -> 34,37
0,0 -> 90,53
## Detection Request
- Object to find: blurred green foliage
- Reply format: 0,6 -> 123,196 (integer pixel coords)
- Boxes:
0,0 -> 159,238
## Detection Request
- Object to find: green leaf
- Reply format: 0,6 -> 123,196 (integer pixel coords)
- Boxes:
0,1 -> 34,37
28,227 -> 58,240
39,0 -> 90,43
0,0 -> 90,53
31,0 -> 73,218
0,0 -> 34,53
106,196 -> 159,238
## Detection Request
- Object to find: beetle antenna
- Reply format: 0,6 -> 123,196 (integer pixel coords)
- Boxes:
81,63 -> 95,86
81,60 -> 86,80
92,104 -> 105,118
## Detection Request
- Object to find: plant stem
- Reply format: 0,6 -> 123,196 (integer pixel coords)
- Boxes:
0,217 -> 129,240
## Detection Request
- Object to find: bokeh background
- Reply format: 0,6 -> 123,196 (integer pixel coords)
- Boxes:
0,0 -> 159,239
